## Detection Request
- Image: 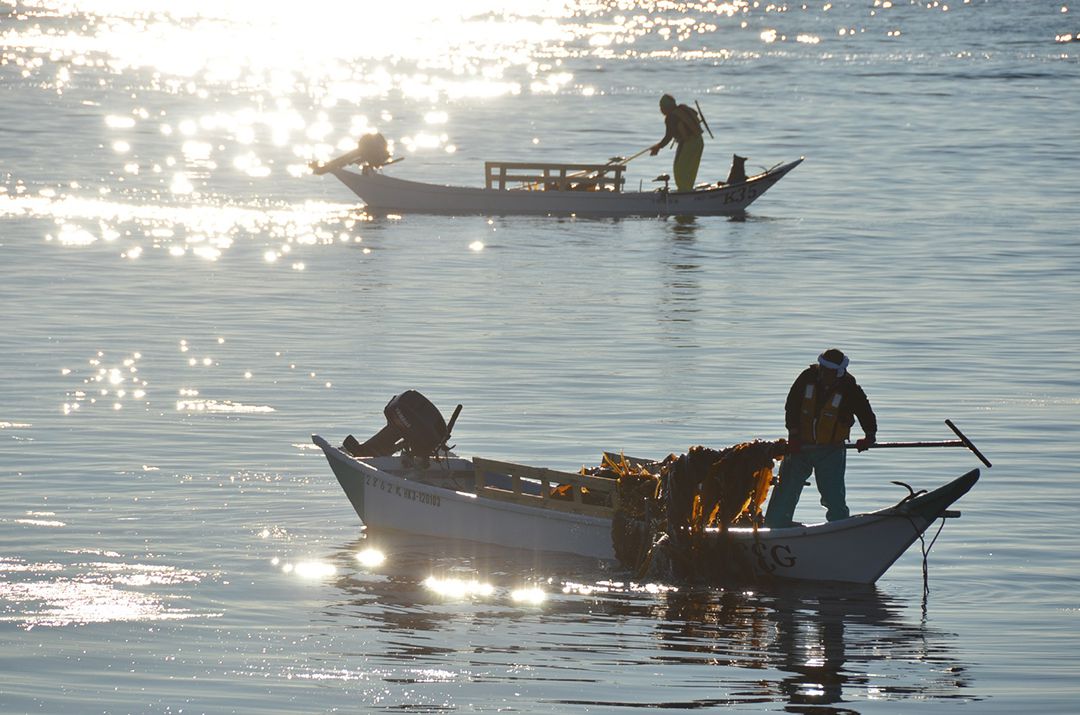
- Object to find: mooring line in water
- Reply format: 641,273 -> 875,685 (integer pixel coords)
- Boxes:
905,514 -> 950,597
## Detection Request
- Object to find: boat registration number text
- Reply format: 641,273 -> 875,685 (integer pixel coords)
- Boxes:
739,541 -> 797,573
364,474 -> 442,508
723,185 -> 761,205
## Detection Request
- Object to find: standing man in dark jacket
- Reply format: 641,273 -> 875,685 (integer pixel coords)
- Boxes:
764,349 -> 878,528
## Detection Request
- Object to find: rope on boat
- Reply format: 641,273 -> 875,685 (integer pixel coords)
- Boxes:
752,161 -> 783,177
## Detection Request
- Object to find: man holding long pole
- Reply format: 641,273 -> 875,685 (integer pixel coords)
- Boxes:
765,349 -> 878,528
650,93 -> 706,191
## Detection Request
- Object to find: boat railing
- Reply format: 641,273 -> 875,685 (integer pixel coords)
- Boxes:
484,162 -> 626,193
472,457 -> 617,518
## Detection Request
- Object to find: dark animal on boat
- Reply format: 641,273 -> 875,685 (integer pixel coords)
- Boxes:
726,154 -> 747,184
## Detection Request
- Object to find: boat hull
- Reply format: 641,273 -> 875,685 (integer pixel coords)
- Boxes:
312,435 -> 978,584
327,159 -> 803,217
696,470 -> 979,584
313,436 -> 615,560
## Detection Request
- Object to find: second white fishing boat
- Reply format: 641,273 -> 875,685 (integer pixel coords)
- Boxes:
311,134 -> 802,217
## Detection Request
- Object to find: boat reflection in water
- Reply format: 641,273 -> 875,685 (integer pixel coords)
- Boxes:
317,533 -> 973,710
647,587 -> 972,710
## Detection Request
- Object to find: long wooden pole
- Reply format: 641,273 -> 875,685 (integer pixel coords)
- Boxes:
695,100 -> 714,139
849,440 -> 964,449
520,146 -> 653,190
620,146 -> 653,163
845,420 -> 992,468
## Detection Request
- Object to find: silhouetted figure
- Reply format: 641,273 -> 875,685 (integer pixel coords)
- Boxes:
765,349 -> 877,528
650,94 -> 705,191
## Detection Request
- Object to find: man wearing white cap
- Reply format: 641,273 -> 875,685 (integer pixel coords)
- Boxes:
764,349 -> 878,528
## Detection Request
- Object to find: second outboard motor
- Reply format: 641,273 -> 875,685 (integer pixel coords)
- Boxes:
344,391 -> 456,458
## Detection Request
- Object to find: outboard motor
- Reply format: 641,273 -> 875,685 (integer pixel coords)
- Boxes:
357,132 -> 390,168
344,391 -> 460,459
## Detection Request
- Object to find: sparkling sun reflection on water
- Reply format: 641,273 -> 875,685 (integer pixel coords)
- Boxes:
0,554 -> 217,630
57,343 -> 289,417
422,575 -> 495,599
1,192 -> 352,263
0,0 -> 947,278
5,0 -> 1077,710
2,0 -> 588,185
355,547 -> 386,568
0,0 -> 803,210
5,0 -> 575,82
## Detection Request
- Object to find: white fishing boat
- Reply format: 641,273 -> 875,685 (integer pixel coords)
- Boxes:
310,134 -> 802,217
311,392 -> 987,585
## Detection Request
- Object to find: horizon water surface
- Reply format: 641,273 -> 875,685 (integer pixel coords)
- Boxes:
2,1 -> 1080,713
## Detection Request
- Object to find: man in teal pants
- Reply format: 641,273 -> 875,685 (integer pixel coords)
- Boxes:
765,349 -> 878,528
650,94 -> 705,191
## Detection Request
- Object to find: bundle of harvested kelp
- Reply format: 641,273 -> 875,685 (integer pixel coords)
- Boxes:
606,439 -> 787,582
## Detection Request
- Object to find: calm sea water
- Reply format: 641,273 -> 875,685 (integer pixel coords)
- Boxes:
2,1 -> 1079,712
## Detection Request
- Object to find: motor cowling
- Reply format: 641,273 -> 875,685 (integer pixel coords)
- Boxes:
344,390 -> 449,458
357,132 -> 390,168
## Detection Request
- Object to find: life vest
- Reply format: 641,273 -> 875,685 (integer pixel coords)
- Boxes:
671,105 -> 704,142
799,383 -> 851,445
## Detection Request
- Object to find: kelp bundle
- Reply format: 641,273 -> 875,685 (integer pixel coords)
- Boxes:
606,439 -> 787,583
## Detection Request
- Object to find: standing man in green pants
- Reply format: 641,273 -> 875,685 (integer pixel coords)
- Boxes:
650,94 -> 705,191
765,349 -> 878,528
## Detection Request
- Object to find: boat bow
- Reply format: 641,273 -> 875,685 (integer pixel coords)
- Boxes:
891,468 -> 979,522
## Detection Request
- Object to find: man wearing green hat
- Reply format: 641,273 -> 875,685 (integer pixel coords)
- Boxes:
650,94 -> 705,191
